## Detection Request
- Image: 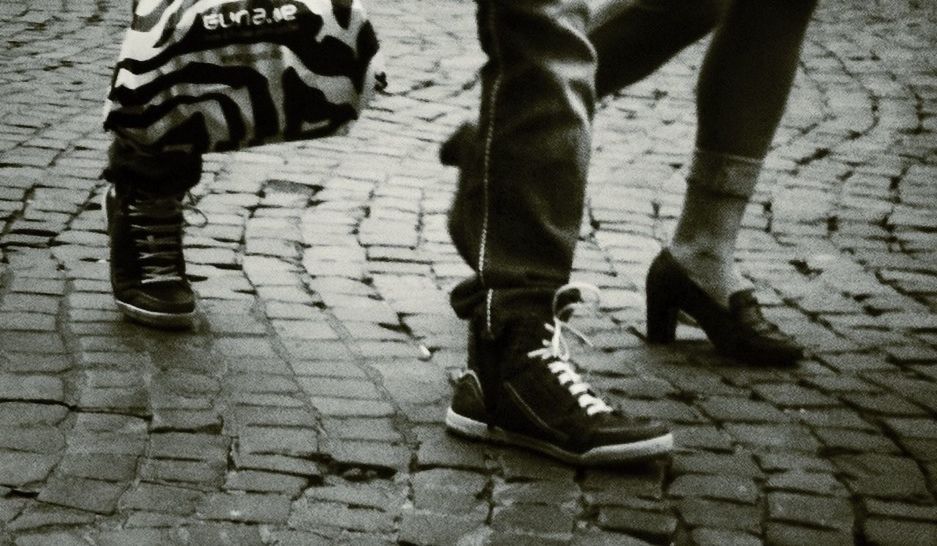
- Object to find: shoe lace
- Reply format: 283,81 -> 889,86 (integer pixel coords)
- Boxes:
526,282 -> 613,417
128,191 -> 203,285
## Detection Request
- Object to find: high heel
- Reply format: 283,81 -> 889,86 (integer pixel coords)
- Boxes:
646,277 -> 678,344
645,249 -> 804,366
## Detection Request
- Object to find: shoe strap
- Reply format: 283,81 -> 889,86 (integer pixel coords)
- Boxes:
731,290 -> 782,335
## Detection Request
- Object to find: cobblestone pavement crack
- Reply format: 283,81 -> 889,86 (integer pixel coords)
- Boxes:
1,0 -> 936,544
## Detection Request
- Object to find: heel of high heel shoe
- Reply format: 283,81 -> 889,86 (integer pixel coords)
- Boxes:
646,251 -> 679,344
646,293 -> 678,344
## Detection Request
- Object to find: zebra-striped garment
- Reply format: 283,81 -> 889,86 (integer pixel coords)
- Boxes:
104,0 -> 384,154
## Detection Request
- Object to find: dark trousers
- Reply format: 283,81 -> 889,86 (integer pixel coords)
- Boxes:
449,0 -> 597,333
448,0 -> 726,331
104,138 -> 202,195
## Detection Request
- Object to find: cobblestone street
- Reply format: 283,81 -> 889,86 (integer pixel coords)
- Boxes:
1,0 -> 936,544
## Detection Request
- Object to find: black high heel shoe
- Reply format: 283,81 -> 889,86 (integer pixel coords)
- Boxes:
645,249 -> 804,366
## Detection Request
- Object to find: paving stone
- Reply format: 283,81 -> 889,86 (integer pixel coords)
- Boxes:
139,459 -> 225,489
263,530 -> 335,546
672,425 -> 735,451
288,499 -> 396,534
752,383 -> 839,408
676,497 -> 762,533
6,503 -> 96,532
0,451 -> 59,488
668,474 -> 760,504
233,453 -> 322,479
13,531 -> 90,546
767,492 -> 854,531
37,476 -> 127,514
900,438 -> 937,463
596,506 -> 677,544
176,524 -> 266,545
671,452 -> 763,478
290,357 -> 365,377
322,417 -> 401,442
834,454 -> 933,502
322,439 -> 411,472
698,396 -> 791,423
571,528 -> 655,545
227,406 -> 316,430
495,449 -> 577,482
796,407 -> 876,430
842,393 -> 927,416
92,529 -> 172,546
296,377 -> 382,399
413,425 -> 487,470
151,409 -> 223,432
491,504 -> 576,537
0,403 -> 68,426
412,468 -> 488,515
0,297 -> 59,316
57,454 -> 138,482
764,523 -> 854,546
149,432 -> 229,463
885,417 -> 937,440
864,499 -> 937,522
690,528 -> 763,546
724,423 -> 821,452
302,479 -> 406,513
224,470 -> 308,496
0,374 -> 64,402
0,497 -> 26,524
582,470 -> 665,505
239,426 -> 318,458
766,471 -> 849,497
213,338 -> 280,358
198,492 -> 292,523
0,312 -> 56,331
863,518 -> 937,546
310,397 -> 396,417
493,479 -> 580,506
120,482 -> 203,515
0,426 -> 64,453
398,510 -> 487,546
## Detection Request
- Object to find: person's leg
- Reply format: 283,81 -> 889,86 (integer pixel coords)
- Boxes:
590,0 -> 727,97
645,0 -> 817,366
668,0 -> 819,307
448,0 -> 597,326
104,137 -> 202,328
440,0 -> 728,166
446,0 -> 672,464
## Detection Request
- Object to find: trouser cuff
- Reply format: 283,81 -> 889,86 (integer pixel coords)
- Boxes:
451,278 -> 557,334
103,138 -> 202,196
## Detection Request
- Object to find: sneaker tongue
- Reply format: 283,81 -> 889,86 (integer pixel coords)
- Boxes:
554,289 -> 581,322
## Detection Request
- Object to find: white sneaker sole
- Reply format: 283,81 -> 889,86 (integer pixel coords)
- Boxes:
445,408 -> 674,465
115,300 -> 195,329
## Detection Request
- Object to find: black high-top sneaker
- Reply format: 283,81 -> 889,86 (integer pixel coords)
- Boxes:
104,183 -> 195,328
446,284 -> 673,465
